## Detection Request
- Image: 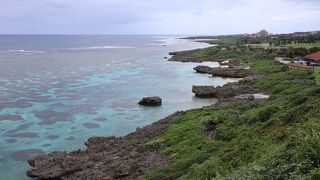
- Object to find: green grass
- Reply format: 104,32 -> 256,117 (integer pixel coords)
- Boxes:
244,42 -> 320,50
193,47 -> 221,58
145,46 -> 320,180
193,46 -> 284,74
246,43 -> 271,48
287,43 -> 320,49
314,67 -> 320,85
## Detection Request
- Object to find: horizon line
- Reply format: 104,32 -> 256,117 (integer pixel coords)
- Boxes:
0,29 -> 319,36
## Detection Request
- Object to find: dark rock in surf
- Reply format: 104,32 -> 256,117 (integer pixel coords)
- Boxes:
138,97 -> 162,106
168,52 -> 177,56
193,66 -> 214,74
192,86 -> 217,98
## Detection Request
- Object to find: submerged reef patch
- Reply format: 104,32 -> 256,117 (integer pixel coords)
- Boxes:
10,149 -> 44,162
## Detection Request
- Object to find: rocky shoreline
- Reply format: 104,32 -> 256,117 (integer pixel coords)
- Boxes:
192,80 -> 257,99
27,112 -> 183,179
193,65 -> 252,78
26,45 -> 265,179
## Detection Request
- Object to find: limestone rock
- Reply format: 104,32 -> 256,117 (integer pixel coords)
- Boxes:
138,97 -> 162,106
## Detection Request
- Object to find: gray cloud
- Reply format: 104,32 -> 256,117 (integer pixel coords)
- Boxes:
0,0 -> 319,34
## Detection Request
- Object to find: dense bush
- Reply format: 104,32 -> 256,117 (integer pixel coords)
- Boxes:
311,168 -> 320,180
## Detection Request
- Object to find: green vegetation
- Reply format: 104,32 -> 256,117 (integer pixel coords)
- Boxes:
217,36 -> 242,45
192,31 -> 320,51
314,67 -> 320,85
246,43 -> 271,48
193,46 -> 283,73
287,43 -> 320,49
145,46 -> 320,179
238,31 -> 320,48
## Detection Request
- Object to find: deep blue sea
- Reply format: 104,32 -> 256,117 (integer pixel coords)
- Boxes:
0,35 -> 238,179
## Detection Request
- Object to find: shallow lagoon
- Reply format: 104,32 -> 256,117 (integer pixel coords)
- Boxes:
0,35 -> 238,179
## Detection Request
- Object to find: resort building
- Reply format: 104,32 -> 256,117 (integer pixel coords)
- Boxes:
305,52 -> 320,66
248,29 -> 270,38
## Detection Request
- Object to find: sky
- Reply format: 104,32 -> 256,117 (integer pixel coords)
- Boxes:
0,0 -> 319,35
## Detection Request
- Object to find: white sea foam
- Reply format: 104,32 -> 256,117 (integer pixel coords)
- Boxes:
147,43 -> 167,46
149,36 -> 181,46
10,49 -> 33,53
67,46 -> 135,51
0,49 -> 45,54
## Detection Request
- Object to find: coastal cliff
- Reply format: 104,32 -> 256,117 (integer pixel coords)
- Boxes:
27,43 -> 320,179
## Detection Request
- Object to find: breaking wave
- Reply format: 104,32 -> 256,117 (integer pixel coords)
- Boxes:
67,46 -> 135,50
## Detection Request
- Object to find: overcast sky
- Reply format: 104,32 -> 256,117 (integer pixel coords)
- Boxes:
0,0 -> 319,35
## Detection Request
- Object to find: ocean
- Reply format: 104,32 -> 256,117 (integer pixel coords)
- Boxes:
0,35 -> 238,179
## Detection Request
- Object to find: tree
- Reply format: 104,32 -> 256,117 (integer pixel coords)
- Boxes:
288,51 -> 294,58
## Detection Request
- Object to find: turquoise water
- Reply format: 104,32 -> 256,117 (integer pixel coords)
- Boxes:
0,35 -> 238,179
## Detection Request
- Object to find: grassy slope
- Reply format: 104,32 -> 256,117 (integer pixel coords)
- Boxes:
244,42 -> 320,49
314,67 -> 320,85
287,43 -> 320,49
145,46 -> 320,179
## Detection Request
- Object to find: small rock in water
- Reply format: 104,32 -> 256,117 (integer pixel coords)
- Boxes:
138,97 -> 162,106
248,95 -> 255,101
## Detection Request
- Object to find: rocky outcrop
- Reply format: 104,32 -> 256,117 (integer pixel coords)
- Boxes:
193,65 -> 214,74
248,95 -> 255,101
208,67 -> 252,78
193,66 -> 252,78
169,50 -> 220,63
138,97 -> 162,106
192,81 -> 256,99
27,112 -> 185,180
192,86 -> 217,98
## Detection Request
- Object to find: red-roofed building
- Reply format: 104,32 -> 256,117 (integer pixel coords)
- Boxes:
305,52 -> 320,61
